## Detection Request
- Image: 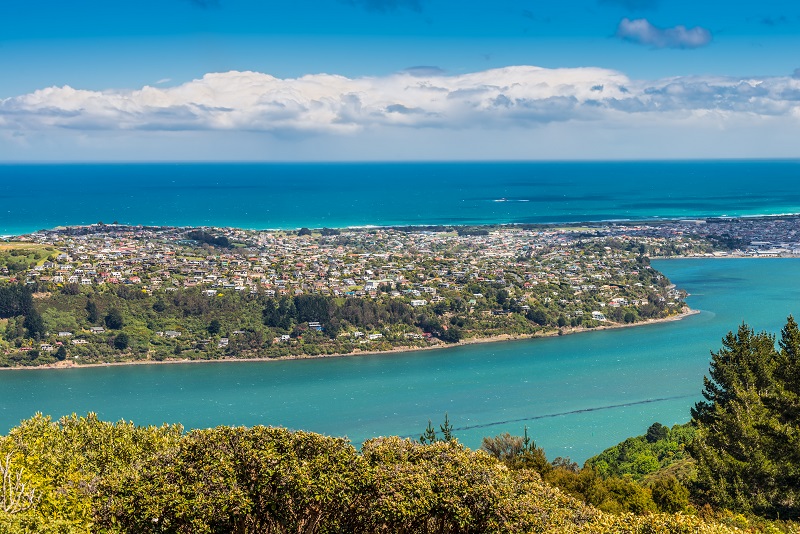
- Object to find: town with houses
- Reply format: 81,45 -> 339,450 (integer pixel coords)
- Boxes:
1,215 -> 799,367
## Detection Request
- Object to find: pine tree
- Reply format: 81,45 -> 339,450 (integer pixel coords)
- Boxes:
690,323 -> 777,423
23,309 -> 45,340
762,316 -> 800,516
419,420 -> 437,444
690,318 -> 800,518
440,412 -> 454,442
86,300 -> 99,324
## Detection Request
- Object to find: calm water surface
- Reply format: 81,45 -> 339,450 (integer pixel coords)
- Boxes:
2,161 -> 800,235
1,258 -> 798,462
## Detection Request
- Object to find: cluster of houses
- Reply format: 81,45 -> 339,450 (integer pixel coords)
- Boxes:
5,224 -> 696,329
5,218 -> 798,363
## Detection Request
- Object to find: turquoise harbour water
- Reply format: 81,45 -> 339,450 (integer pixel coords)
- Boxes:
1,258 -> 798,463
2,160 -> 800,235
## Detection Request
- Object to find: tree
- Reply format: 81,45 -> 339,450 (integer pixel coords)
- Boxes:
527,308 -> 548,326
294,294 -> 330,324
86,300 -> 99,324
0,284 -> 34,319
645,422 -> 668,444
0,453 -> 36,514
690,323 -> 778,424
419,420 -> 437,444
438,326 -> 462,343
440,412 -> 454,442
113,332 -> 129,350
208,319 -> 221,335
689,318 -> 800,518
23,309 -> 45,340
104,309 -> 124,330
650,475 -> 689,513
496,289 -> 508,307
55,346 -> 67,361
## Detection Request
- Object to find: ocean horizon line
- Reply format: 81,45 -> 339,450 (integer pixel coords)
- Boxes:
2,157 -> 800,166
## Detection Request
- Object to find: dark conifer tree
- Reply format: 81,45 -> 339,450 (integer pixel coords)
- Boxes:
690,318 -> 800,518
86,300 -> 99,324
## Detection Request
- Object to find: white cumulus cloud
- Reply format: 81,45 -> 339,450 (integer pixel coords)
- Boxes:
1,66 -> 799,137
616,18 -> 712,49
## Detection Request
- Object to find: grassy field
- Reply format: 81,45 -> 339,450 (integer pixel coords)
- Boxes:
0,242 -> 53,251
0,242 -> 61,277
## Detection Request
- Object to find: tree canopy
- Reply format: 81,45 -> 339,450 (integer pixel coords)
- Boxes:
690,317 -> 800,519
0,414 -> 763,534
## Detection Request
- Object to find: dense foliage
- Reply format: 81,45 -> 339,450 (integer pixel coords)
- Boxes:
480,427 -> 689,516
0,269 -> 678,367
185,230 -> 231,248
3,319 -> 800,532
690,317 -> 800,519
587,422 -> 695,482
0,414 -> 783,534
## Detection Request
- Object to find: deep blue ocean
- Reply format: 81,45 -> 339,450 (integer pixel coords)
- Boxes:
2,160 -> 800,234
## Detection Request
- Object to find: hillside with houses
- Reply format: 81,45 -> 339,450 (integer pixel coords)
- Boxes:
19,213 -> 800,368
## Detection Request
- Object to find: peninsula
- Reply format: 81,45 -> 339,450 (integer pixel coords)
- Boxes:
1,215 -> 797,368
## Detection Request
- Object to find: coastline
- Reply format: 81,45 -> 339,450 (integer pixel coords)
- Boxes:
6,211 -> 800,241
653,253 -> 800,260
1,307 -> 699,372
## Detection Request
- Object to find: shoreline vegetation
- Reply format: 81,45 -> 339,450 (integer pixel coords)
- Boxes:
7,318 -> 800,532
1,306 -> 699,372
3,319 -> 799,532
1,213 -> 797,369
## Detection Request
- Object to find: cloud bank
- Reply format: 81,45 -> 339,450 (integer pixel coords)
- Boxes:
616,18 -> 712,49
2,66 -> 798,137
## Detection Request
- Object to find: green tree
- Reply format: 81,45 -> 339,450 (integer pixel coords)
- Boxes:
85,300 -> 98,324
439,412 -> 454,442
650,475 -> 689,513
439,326 -> 462,343
208,319 -> 221,335
0,284 -> 34,319
480,427 -> 554,476
527,308 -> 548,326
419,420 -> 437,445
54,346 -> 67,361
691,323 -> 778,424
645,422 -> 668,444
689,318 -> 800,518
23,310 -> 45,340
496,289 -> 508,307
104,309 -> 123,330
113,333 -> 129,350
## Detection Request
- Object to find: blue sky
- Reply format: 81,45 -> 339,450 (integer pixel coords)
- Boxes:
1,0 -> 800,160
